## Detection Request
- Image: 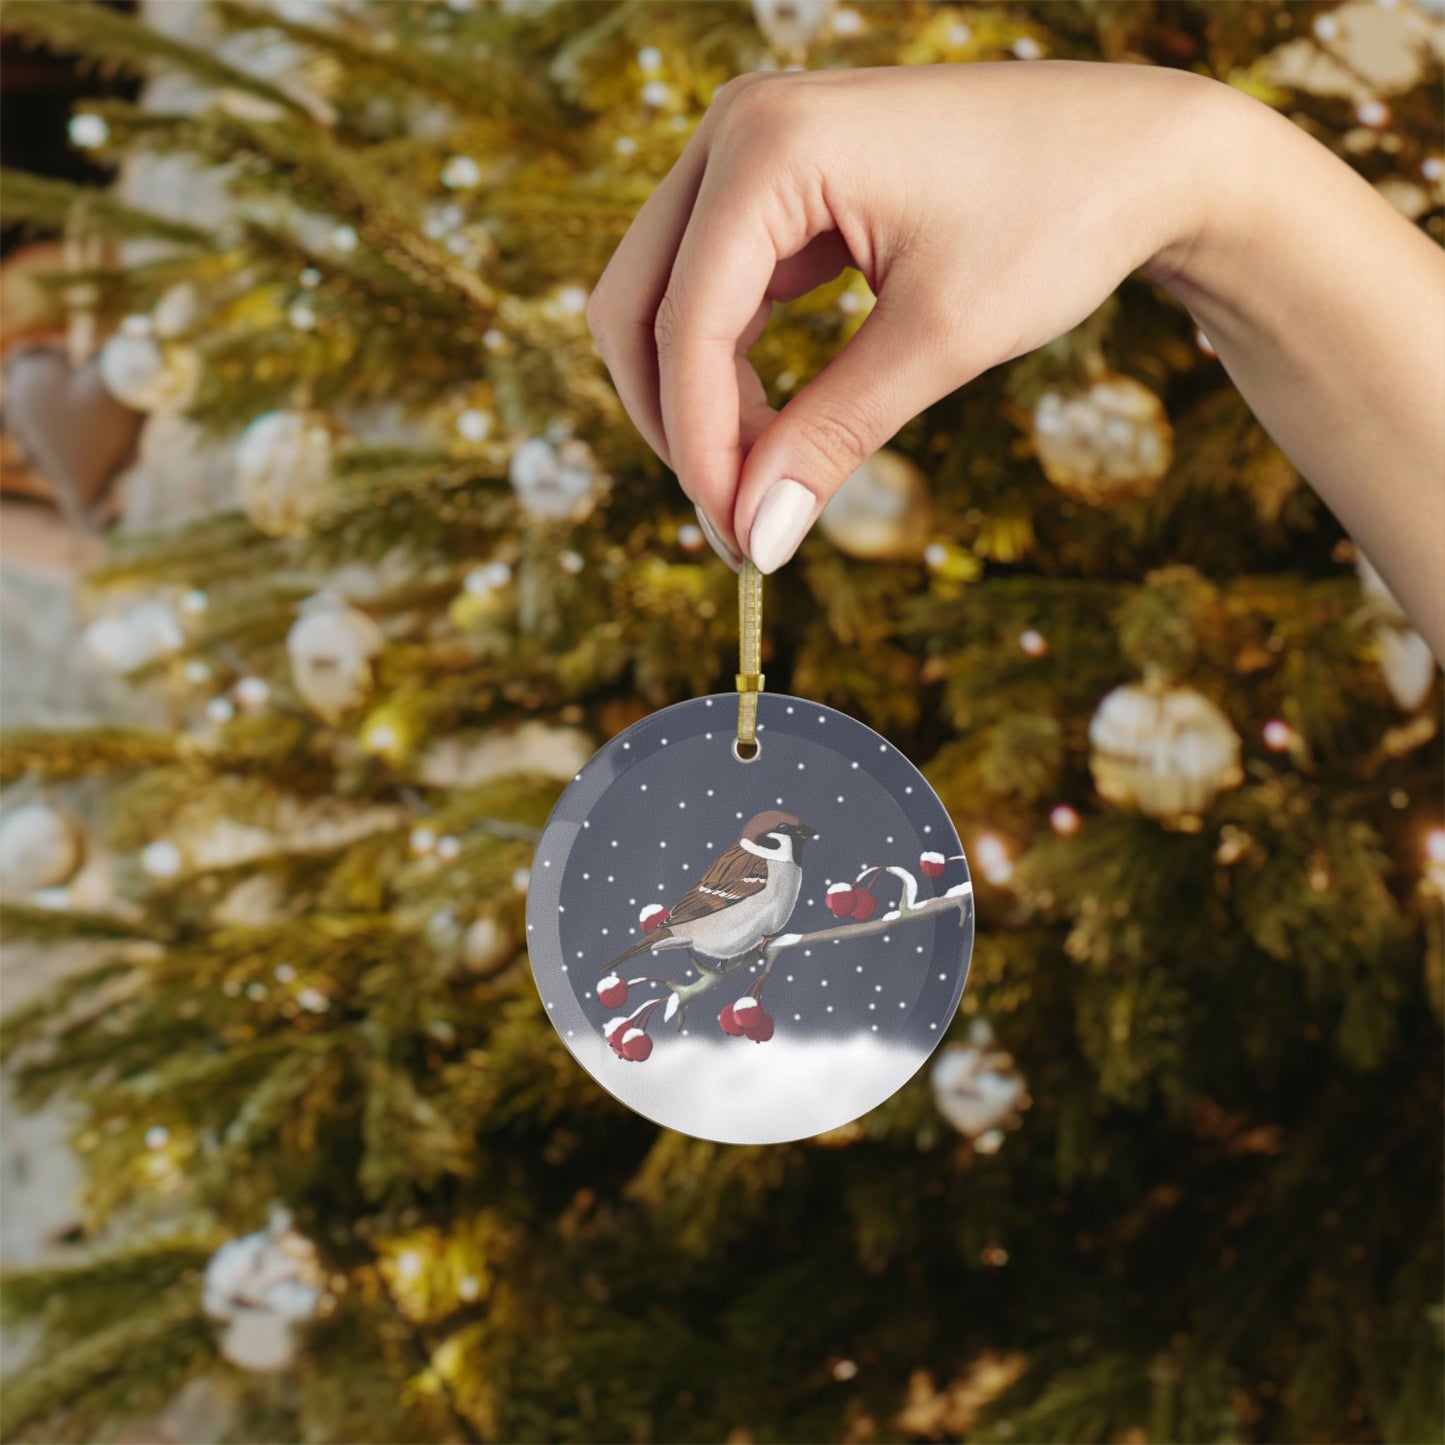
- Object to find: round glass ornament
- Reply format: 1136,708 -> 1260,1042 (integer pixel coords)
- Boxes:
527,693 -> 974,1145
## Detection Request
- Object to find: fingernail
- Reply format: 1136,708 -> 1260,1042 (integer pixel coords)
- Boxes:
695,505 -> 742,571
748,478 -> 816,575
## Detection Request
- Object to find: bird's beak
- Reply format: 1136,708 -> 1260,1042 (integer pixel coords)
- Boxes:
802,824 -> 819,839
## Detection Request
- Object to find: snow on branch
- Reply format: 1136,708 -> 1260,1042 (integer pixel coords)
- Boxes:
599,855 -> 972,1062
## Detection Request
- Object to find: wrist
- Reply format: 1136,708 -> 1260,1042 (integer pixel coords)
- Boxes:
1141,73 -> 1268,292
1138,76 -> 1358,362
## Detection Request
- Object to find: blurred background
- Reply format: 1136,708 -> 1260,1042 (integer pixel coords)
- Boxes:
0,2 -> 1441,1442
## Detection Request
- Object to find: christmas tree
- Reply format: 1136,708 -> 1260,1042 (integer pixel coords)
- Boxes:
2,2 -> 1442,1441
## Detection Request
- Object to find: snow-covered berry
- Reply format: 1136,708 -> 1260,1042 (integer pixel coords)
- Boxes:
604,1017 -> 631,1054
598,974 -> 628,1008
849,889 -> 878,921
920,851 -> 946,879
620,1028 -> 653,1062
639,903 -> 670,933
826,882 -> 856,917
719,1003 -> 746,1036
744,1008 -> 774,1043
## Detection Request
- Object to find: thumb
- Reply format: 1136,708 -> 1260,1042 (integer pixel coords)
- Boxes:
733,283 -> 966,574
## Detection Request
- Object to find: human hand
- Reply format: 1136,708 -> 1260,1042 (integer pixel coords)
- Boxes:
585,61 -> 1225,572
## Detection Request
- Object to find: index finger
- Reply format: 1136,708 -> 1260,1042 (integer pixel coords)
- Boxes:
655,159 -> 804,544
586,75 -> 773,475
586,138 -> 711,469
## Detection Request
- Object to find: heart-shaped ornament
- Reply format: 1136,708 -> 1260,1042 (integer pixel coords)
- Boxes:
3,345 -> 143,527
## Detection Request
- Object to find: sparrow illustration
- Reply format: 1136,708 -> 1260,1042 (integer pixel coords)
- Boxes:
603,809 -> 818,974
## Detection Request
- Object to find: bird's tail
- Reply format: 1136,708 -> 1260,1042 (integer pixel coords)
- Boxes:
601,928 -> 673,974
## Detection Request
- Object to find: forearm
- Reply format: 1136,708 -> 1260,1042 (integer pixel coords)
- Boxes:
1145,82 -> 1445,659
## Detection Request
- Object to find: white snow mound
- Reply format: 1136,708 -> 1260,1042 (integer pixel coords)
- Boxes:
593,1032 -> 930,1146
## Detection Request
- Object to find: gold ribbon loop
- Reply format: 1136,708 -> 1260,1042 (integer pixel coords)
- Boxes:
736,559 -> 764,753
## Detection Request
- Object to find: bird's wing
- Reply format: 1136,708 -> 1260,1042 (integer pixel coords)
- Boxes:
664,844 -> 769,927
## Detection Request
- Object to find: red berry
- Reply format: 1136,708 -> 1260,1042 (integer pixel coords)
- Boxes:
620,1029 -> 653,1062
744,1009 -> 775,1043
719,1004 -> 745,1036
598,974 -> 628,1008
826,884 -> 856,917
850,889 -> 878,921
730,996 -> 761,1035
920,851 -> 946,879
604,1017 -> 630,1054
639,904 -> 670,933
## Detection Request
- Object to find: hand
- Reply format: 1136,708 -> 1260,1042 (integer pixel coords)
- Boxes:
586,61 -> 1221,571
588,62 -> 1445,661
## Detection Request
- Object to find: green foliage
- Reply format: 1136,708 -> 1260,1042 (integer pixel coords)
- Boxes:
0,1239 -> 217,1442
1,1 -> 1440,1443
0,728 -> 179,785
0,169 -> 211,249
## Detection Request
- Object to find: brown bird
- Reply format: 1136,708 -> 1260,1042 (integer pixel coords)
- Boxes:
603,809 -> 817,973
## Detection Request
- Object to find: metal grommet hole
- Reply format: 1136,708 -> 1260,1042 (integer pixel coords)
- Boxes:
732,737 -> 761,764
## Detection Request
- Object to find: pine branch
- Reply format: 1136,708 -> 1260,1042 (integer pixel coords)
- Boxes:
2,0 -> 309,116
92,512 -> 280,591
0,1232 -> 213,1336
199,113 -> 496,310
0,903 -> 153,945
0,170 -> 212,248
47,101 -> 497,317
0,728 -> 179,784
0,957 -> 137,1072
371,1260 -> 483,1445
0,1277 -> 213,1441
211,0 -> 574,150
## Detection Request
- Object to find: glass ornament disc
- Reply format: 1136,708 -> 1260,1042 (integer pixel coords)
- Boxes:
527,694 -> 974,1145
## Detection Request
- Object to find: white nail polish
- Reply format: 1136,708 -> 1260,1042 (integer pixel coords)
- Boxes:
748,478 -> 816,575
694,505 -> 741,571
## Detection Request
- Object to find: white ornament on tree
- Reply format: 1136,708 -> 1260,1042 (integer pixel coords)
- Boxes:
752,0 -> 835,55
152,282 -> 199,340
83,599 -> 185,674
416,721 -> 593,788
930,1020 -> 1030,1143
286,595 -> 384,722
202,1207 -> 326,1373
1088,680 -> 1243,824
68,112 -> 110,149
141,839 -> 184,879
0,803 -> 85,894
461,914 -> 512,975
1356,553 -> 1437,710
1032,373 -> 1173,505
234,676 -> 271,711
456,407 -> 492,443
441,154 -> 483,190
818,448 -> 932,562
98,328 -> 199,413
236,410 -> 335,538
508,434 -> 604,521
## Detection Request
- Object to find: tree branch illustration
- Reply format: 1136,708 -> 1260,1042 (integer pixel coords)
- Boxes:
599,862 -> 973,1059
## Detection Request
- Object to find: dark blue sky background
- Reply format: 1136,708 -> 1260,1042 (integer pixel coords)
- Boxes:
529,694 -> 974,1049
